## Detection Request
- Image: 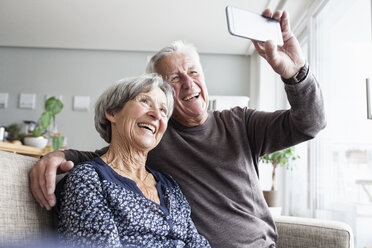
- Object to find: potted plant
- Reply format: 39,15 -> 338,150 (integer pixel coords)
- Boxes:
259,147 -> 299,207
24,97 -> 64,150
5,123 -> 21,141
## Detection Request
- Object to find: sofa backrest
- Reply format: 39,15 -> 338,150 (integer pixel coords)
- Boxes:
0,150 -> 54,245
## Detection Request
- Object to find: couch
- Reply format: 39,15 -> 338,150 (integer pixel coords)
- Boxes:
0,150 -> 354,247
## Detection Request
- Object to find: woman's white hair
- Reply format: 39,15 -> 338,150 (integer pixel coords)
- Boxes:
94,73 -> 174,143
146,40 -> 201,74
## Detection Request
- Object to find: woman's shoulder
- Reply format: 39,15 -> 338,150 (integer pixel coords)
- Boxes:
148,167 -> 178,188
70,160 -> 99,177
58,159 -> 102,188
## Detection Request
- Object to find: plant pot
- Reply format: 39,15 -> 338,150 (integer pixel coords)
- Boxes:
24,136 -> 48,148
263,190 -> 281,207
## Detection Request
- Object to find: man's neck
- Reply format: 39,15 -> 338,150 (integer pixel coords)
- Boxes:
171,112 -> 208,127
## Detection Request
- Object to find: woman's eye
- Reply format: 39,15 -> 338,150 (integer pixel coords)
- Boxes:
140,98 -> 150,105
160,107 -> 168,115
190,71 -> 198,75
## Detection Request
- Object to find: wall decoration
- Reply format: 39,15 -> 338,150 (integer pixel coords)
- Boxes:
19,93 -> 36,109
73,96 -> 90,112
0,93 -> 8,108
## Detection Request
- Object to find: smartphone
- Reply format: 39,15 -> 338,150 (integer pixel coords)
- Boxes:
226,6 -> 283,46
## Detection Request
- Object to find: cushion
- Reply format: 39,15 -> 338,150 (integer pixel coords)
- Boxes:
0,151 -> 54,244
275,215 -> 354,248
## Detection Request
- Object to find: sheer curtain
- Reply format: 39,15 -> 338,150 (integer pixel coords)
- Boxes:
311,0 -> 372,247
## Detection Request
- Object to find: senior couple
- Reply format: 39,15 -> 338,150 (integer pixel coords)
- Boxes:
30,10 -> 326,248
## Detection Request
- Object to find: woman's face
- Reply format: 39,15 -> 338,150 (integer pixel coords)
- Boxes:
107,87 -> 169,151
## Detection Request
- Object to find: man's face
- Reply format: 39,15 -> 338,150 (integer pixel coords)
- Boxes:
155,52 -> 209,127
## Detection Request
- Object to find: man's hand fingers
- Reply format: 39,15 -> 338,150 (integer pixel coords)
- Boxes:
252,41 -> 266,58
43,161 -> 74,208
29,151 -> 68,210
44,157 -> 66,207
264,40 -> 281,69
59,161 -> 74,173
29,162 -> 51,210
38,160 -> 55,209
262,9 -> 272,18
280,11 -> 292,41
272,10 -> 282,21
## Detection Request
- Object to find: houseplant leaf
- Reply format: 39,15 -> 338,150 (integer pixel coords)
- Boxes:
40,111 -> 52,129
32,127 -> 43,137
45,97 -> 63,116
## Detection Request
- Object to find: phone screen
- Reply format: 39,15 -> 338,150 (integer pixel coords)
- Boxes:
226,6 -> 283,46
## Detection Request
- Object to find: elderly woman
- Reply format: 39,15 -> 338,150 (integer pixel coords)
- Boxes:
54,74 -> 210,248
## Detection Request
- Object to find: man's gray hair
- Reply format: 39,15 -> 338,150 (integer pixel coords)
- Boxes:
146,40 -> 201,73
95,73 -> 174,143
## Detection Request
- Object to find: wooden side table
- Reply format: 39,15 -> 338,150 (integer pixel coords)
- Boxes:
0,141 -> 52,158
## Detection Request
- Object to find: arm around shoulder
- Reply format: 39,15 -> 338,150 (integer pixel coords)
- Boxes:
63,146 -> 109,164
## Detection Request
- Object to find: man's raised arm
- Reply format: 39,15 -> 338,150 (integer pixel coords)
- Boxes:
29,147 -> 108,210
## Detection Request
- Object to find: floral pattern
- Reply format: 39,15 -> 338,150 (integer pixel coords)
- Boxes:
55,159 -> 210,248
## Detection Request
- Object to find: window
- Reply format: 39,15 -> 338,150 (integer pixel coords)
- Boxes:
312,0 -> 372,246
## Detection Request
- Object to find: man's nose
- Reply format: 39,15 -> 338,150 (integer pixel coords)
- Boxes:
181,74 -> 194,89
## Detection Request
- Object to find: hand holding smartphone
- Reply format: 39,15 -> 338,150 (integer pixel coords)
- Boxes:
226,6 -> 284,46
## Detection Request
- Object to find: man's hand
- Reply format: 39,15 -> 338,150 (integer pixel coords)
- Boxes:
29,151 -> 74,210
252,9 -> 306,79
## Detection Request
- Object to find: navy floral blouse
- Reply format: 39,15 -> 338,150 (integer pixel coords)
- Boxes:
54,157 -> 210,248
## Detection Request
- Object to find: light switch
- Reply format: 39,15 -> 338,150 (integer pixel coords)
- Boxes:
19,93 -> 36,109
73,96 -> 90,112
0,93 -> 8,108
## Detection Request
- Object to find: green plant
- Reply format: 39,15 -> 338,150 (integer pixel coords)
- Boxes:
259,147 -> 299,191
5,123 -> 21,141
32,97 -> 64,150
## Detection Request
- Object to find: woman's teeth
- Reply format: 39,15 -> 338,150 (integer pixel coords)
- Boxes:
138,123 -> 155,133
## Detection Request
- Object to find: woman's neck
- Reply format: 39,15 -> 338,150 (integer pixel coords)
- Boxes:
101,138 -> 148,180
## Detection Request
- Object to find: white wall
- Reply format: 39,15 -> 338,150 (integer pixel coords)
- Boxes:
0,46 -> 250,150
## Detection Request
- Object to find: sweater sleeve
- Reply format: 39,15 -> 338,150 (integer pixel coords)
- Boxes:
246,70 -> 326,159
63,146 -> 109,164
55,165 -> 121,248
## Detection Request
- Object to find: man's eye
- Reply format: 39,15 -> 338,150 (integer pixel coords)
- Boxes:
171,76 -> 179,82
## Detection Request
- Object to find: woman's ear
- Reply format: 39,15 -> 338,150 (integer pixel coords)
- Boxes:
105,112 -> 116,123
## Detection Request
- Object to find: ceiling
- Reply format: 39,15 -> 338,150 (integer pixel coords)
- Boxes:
0,0 -> 317,55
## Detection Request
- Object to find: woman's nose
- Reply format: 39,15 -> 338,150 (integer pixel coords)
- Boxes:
148,106 -> 161,120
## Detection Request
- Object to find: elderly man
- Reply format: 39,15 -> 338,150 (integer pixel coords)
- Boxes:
30,10 -> 326,247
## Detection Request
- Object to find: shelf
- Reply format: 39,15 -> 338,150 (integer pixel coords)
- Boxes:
0,141 -> 52,158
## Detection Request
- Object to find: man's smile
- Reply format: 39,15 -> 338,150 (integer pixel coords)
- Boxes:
183,92 -> 200,101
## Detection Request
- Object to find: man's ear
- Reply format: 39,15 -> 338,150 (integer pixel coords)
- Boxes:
105,112 -> 116,123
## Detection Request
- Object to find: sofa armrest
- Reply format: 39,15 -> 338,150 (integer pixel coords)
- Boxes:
274,216 -> 354,248
0,151 -> 54,244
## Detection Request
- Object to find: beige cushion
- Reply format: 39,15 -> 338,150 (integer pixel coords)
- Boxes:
0,150 -> 53,244
275,215 -> 354,248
